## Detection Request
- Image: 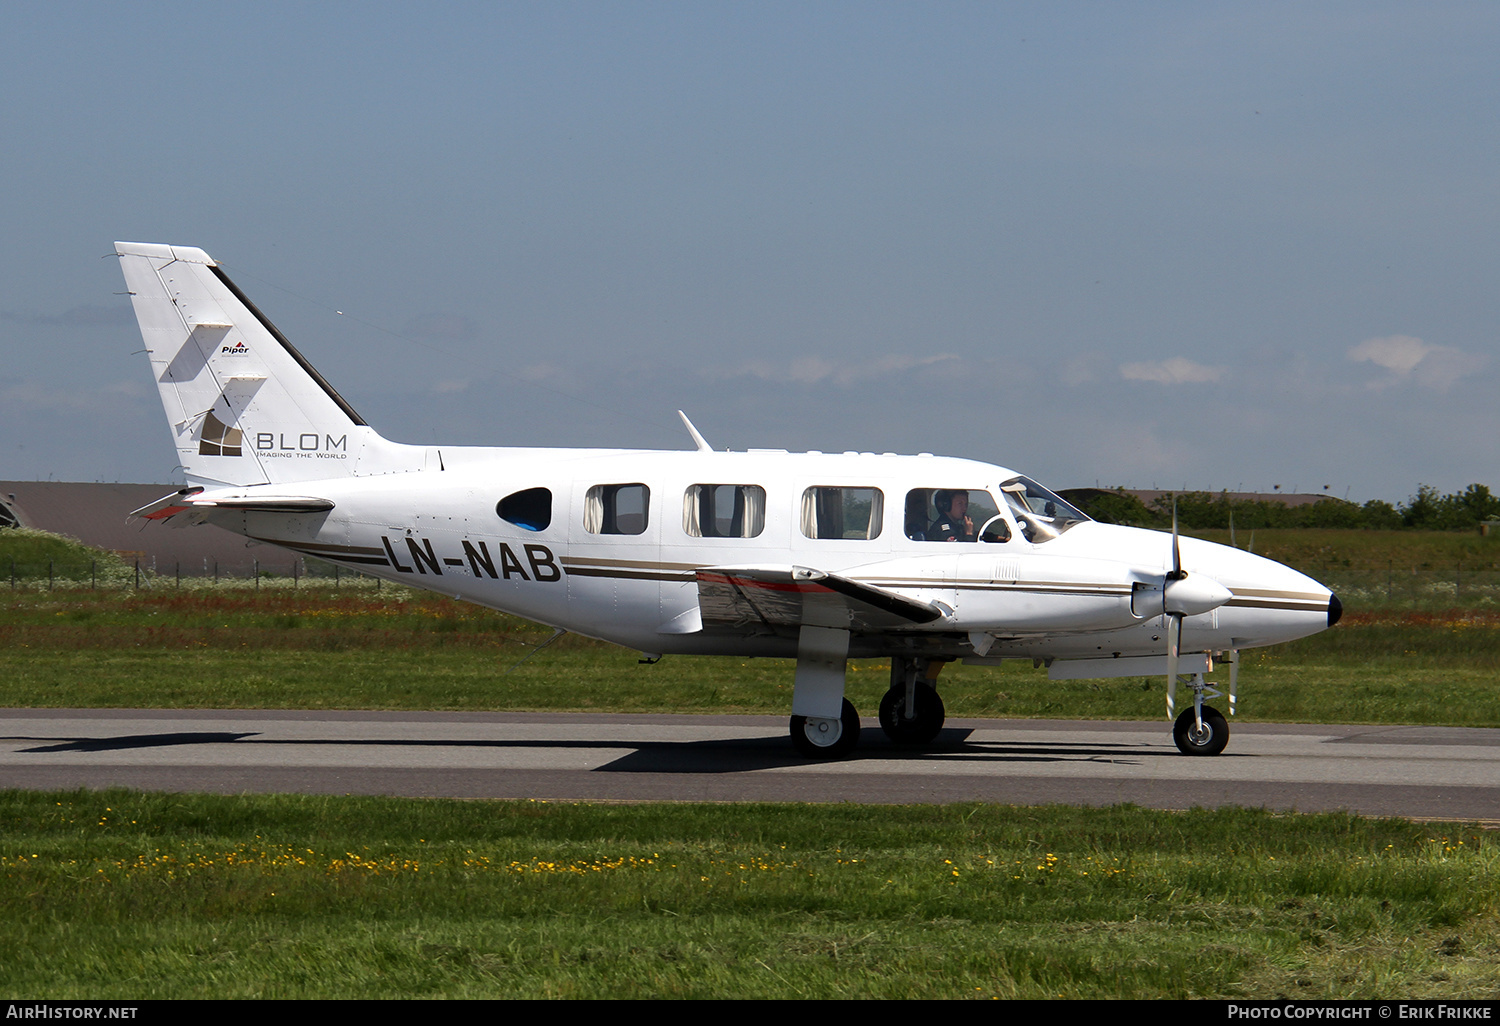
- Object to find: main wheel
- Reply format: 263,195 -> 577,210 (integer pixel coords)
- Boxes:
1172,705 -> 1229,756
879,683 -> 946,744
790,698 -> 861,759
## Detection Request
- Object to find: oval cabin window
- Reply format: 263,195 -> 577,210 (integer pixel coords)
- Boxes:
496,487 -> 552,532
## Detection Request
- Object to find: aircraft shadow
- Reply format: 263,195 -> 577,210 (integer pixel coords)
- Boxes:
597,730 -> 1171,772
9,728 -> 1177,773
16,732 -> 260,753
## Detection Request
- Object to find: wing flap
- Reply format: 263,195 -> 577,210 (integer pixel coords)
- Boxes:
696,565 -> 945,632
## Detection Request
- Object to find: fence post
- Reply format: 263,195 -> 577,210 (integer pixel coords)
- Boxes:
214,559 -> 219,585
176,561 -> 181,589
134,560 -> 140,590
335,565 -> 341,588
293,559 -> 299,589
255,559 -> 260,592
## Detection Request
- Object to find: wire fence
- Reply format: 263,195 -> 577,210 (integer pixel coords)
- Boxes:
1307,562 -> 1500,610
4,556 -> 387,592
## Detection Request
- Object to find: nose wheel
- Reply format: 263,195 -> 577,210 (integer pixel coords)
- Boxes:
1172,704 -> 1229,756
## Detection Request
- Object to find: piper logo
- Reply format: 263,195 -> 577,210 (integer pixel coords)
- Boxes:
220,341 -> 250,356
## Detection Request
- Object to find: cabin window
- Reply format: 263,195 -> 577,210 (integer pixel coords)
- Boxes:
496,487 -> 553,532
800,487 -> 883,540
683,484 -> 765,538
905,488 -> 1007,542
585,483 -> 650,535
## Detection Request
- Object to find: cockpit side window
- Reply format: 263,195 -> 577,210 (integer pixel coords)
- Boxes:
585,483 -> 650,535
905,489 -> 1008,542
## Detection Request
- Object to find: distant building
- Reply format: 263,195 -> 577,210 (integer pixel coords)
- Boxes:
0,481 -> 289,574
1092,488 -> 1345,509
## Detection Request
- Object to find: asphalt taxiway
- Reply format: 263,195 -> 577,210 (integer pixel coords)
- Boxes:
2,709 -> 1496,819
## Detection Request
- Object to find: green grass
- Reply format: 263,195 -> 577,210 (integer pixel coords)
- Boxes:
5,589 -> 1500,726
0,529 -> 135,587
10,525 -> 1500,606
2,791 -> 1495,999
1183,528 -> 1500,610
1185,526 -> 1500,568
4,532 -> 1499,999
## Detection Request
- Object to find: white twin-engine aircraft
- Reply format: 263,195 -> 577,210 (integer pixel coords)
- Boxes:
116,242 -> 1341,759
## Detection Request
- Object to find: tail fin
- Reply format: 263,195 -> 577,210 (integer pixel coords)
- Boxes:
116,243 -> 415,487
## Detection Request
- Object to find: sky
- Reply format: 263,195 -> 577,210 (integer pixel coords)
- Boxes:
2,2 -> 1497,503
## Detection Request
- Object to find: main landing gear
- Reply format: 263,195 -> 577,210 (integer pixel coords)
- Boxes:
785,633 -> 950,759
879,656 -> 946,745
790,699 -> 861,759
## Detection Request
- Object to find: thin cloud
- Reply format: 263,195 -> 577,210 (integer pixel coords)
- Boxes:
1059,355 -> 1101,387
1346,335 -> 1484,390
711,352 -> 962,388
1,304 -> 135,327
1119,357 -> 1225,385
401,313 -> 477,341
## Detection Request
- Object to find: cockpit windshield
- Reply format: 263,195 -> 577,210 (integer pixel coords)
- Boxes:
999,476 -> 1089,542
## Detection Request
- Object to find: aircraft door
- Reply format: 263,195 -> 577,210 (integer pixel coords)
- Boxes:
568,482 -> 663,637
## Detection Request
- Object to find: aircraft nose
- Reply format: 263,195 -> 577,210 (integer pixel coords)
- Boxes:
1328,592 -> 1343,628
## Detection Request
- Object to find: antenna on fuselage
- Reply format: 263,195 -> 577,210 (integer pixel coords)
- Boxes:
678,411 -> 714,452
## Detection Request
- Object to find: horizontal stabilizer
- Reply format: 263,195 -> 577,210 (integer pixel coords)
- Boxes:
130,487 -> 205,520
190,495 -> 336,513
129,488 -> 334,522
697,565 -> 944,632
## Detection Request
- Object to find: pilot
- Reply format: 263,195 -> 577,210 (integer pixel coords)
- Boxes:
928,489 -> 975,542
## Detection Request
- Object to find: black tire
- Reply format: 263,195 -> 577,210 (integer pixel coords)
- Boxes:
1172,705 -> 1229,756
790,698 -> 861,759
879,683 -> 946,745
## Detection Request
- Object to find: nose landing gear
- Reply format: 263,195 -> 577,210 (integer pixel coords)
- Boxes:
1171,672 -> 1229,756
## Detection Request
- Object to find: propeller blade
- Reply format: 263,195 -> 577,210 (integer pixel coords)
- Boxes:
1164,498 -> 1183,721
1169,498 -> 1184,580
1165,613 -> 1181,719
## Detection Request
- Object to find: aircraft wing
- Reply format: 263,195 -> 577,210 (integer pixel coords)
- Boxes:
696,565 -> 945,632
